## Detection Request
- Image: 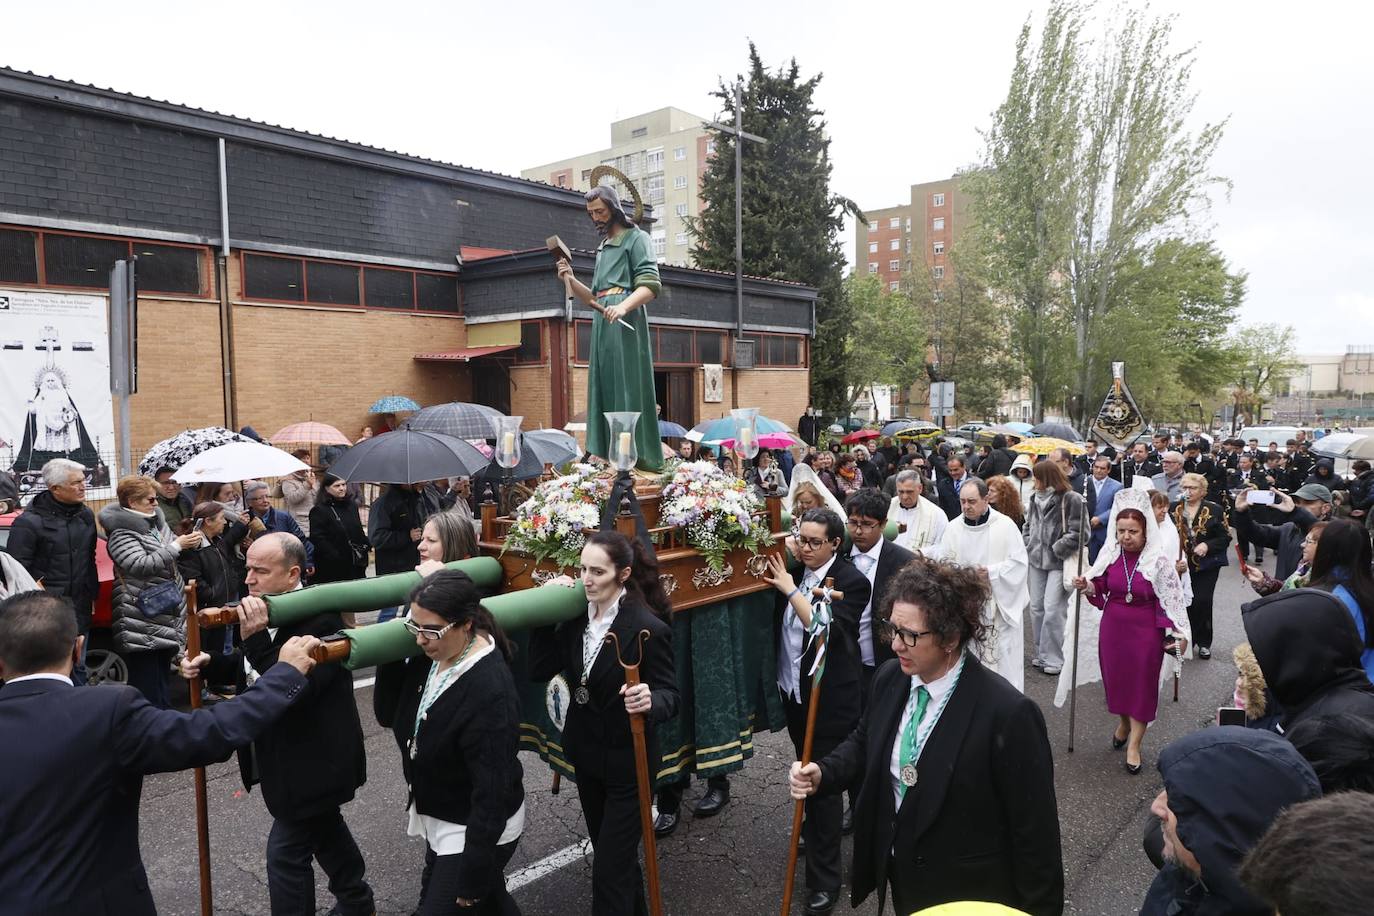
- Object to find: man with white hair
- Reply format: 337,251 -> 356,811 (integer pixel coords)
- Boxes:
1152,451 -> 1186,503
244,479 -> 315,577
888,469 -> 947,552
5,458 -> 98,685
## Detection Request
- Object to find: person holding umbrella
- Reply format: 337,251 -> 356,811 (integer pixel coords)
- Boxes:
529,531 -> 678,916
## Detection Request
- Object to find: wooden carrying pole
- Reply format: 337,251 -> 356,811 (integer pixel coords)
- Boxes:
183,582 -> 214,916
606,629 -> 663,916
781,578 -> 842,916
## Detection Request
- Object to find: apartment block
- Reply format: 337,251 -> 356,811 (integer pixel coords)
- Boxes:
855,175 -> 971,293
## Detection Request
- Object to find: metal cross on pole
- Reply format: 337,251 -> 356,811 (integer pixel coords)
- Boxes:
706,82 -> 767,407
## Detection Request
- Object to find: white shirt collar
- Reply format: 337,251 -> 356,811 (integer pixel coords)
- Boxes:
5,672 -> 73,686
911,654 -> 961,703
802,554 -> 837,585
851,538 -> 883,563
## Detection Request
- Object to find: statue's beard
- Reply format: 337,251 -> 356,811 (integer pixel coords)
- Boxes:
593,218 -> 611,237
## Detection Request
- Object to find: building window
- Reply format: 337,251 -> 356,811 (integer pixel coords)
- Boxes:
868,263 -> 878,274
0,228 -> 38,284
933,266 -> 945,279
933,193 -> 945,207
133,243 -> 204,294
556,174 -> 569,188
573,321 -> 724,366
933,240 -> 945,255
647,147 -> 665,173
657,327 -> 692,363
889,217 -> 901,229
674,146 -> 686,160
646,175 -> 665,205
906,239 -> 911,253
415,273 -> 460,313
741,333 -> 807,368
868,242 -> 878,254
932,217 -> 945,231
675,232 -> 688,245
905,217 -> 911,230
890,281 -> 901,291
364,267 -> 416,310
515,320 -> 543,364
889,260 -> 900,271
890,239 -> 900,251
706,139 -> 716,155
651,230 -> 666,259
697,331 -> 723,364
305,261 -> 360,305
675,203 -> 689,218
674,175 -> 688,190
868,220 -> 878,231
581,169 -> 592,182
244,254 -> 304,301
631,126 -> 647,139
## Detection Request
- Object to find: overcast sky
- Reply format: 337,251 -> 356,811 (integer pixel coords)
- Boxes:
5,0 -> 1369,354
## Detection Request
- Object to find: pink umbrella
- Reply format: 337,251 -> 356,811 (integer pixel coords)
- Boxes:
719,432 -> 798,450
270,422 -> 351,446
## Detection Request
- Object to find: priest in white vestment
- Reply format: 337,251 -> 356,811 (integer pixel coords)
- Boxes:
920,475 -> 1029,692
888,468 -> 947,552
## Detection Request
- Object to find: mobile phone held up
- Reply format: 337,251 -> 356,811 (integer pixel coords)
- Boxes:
1248,489 -> 1276,506
193,518 -> 205,532
1217,707 -> 1247,727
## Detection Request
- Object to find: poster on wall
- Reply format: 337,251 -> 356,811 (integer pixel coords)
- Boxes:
0,289 -> 116,498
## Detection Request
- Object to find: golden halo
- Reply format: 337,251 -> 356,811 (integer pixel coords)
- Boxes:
588,165 -> 644,224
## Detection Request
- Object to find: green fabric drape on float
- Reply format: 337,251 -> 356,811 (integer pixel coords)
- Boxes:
264,557 -> 504,626
513,590 -> 784,787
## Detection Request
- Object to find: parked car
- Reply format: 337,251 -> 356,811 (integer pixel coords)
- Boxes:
953,423 -> 989,439
0,508 -> 125,685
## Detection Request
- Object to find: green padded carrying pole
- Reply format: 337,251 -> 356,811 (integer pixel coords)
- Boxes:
337,580 -> 590,670
264,557 -> 504,627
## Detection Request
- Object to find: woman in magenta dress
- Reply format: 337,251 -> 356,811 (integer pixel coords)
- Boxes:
1070,488 -> 1191,774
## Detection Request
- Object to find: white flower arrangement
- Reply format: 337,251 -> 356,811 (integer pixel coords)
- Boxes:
660,460 -> 774,573
503,463 -> 612,569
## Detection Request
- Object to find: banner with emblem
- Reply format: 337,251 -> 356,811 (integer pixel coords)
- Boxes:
1089,362 -> 1147,450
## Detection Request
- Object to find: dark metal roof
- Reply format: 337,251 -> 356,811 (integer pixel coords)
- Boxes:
0,67 -> 592,209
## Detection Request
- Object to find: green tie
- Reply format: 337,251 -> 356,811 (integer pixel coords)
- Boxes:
897,684 -> 931,799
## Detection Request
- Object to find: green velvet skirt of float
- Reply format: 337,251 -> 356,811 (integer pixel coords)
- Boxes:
584,296 -> 663,471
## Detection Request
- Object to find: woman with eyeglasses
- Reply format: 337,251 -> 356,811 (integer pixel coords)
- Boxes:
763,507 -> 871,915
1244,521 -> 1328,595
528,531 -> 678,916
787,555 -> 1064,915
1170,472 -> 1231,659
373,569 -> 525,914
101,475 -> 201,707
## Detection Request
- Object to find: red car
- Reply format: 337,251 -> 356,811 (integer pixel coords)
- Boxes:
0,509 -> 126,685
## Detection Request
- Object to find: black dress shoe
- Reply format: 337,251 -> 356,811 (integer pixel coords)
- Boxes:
841,805 -> 854,835
694,785 -> 730,817
1124,759 -> 1143,775
653,811 -> 679,837
1111,733 -> 1128,750
804,889 -> 838,915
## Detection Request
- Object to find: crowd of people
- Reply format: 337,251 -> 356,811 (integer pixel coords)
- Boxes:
2,414 -> 1374,915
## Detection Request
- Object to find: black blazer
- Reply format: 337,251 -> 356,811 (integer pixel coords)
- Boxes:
0,666 -> 306,916
775,557 -> 872,739
374,649 -> 525,901
529,595 -> 678,783
203,611 -> 367,819
818,655 -> 1063,916
859,539 -> 917,668
308,498 -> 370,585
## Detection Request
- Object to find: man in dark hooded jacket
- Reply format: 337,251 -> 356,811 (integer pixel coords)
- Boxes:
977,434 -> 1017,479
1140,727 -> 1320,916
1242,587 -> 1374,733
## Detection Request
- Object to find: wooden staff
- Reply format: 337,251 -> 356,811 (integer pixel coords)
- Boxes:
781,578 -> 843,916
605,629 -> 663,916
183,582 -> 214,916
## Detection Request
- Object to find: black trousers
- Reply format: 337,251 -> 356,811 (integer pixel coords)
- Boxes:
576,770 -> 649,916
784,693 -> 845,895
417,840 -> 520,915
124,648 -> 173,709
265,808 -> 374,916
1188,567 -> 1221,651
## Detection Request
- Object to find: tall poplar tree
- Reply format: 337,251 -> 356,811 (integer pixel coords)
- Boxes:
691,44 -> 860,412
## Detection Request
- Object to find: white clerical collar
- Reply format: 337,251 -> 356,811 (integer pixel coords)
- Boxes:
6,672 -> 72,686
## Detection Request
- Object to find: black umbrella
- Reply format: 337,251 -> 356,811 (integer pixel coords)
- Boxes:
1030,421 -> 1083,441
326,429 -> 488,484
472,449 -> 544,487
408,402 -> 507,440
522,429 -> 580,467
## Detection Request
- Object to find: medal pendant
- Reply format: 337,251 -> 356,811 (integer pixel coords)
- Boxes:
1126,592 -> 1134,604
574,686 -> 591,705
900,764 -> 918,787
409,740 -> 417,760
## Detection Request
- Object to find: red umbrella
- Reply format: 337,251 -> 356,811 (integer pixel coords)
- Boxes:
841,429 -> 880,445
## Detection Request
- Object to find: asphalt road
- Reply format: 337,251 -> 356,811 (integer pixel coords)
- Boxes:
136,561 -> 1262,916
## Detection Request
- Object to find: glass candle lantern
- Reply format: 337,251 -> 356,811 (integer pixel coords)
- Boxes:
605,411 -> 640,472
731,407 -> 760,461
493,415 -> 523,469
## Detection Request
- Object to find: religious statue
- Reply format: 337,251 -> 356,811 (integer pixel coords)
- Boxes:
554,183 -> 663,471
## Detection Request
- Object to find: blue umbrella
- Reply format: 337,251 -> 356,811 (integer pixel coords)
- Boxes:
658,420 -> 689,439
686,415 -> 791,444
369,395 -> 421,414
1006,421 -> 1034,434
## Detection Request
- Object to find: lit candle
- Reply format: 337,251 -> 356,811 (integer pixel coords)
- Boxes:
502,431 -> 516,454
618,431 -> 633,459
738,427 -> 753,449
